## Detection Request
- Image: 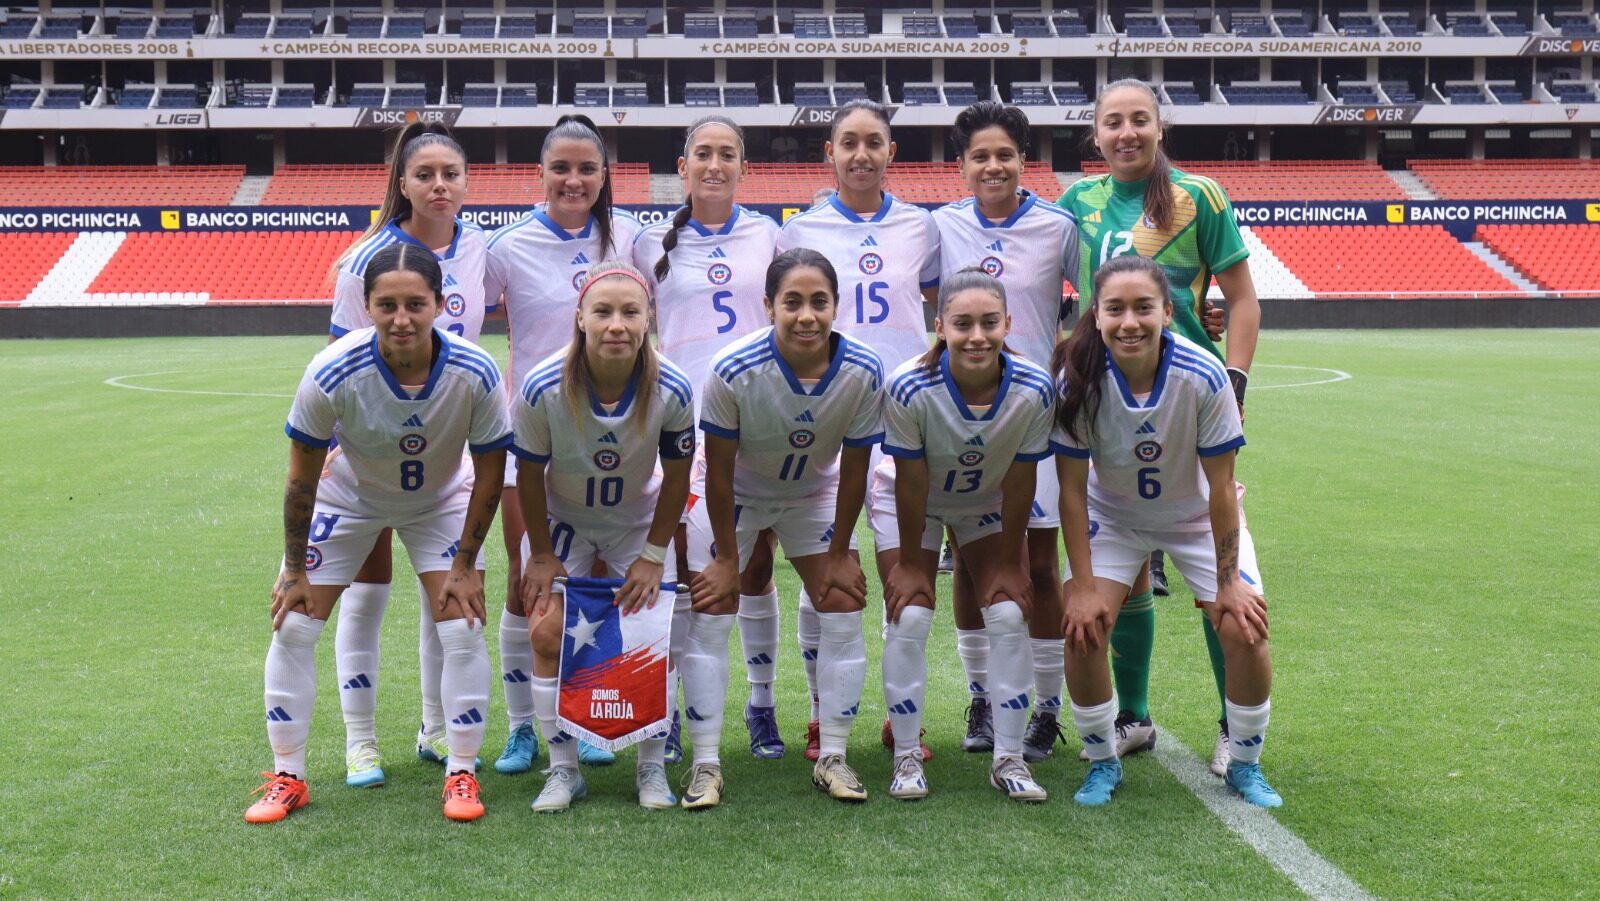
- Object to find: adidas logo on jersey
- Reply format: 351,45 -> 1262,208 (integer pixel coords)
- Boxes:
965,434 -> 985,446
819,524 -> 835,544
401,414 -> 425,428
441,540 -> 460,559
571,252 -> 590,265
707,246 -> 728,259
1135,421 -> 1157,435
1085,210 -> 1102,224
598,431 -> 619,444
987,240 -> 1004,252
859,235 -> 879,247
442,273 -> 459,288
794,410 -> 815,422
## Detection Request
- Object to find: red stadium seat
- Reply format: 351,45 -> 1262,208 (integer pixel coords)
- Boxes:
0,232 -> 78,304
0,166 -> 244,206
1080,160 -> 1405,201
1408,159 -> 1600,200
89,230 -> 360,301
1251,225 -> 1522,297
1475,224 -> 1600,294
259,162 -> 652,205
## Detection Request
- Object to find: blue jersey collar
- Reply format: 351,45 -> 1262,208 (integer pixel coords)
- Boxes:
969,190 -> 1036,229
940,349 -> 1012,421
685,204 -> 742,237
385,217 -> 464,259
532,207 -> 596,241
1105,330 -> 1175,409
770,329 -> 846,396
373,328 -> 449,401
828,191 -> 894,224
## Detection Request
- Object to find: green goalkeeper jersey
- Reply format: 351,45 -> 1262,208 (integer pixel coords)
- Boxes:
1057,167 -> 1249,361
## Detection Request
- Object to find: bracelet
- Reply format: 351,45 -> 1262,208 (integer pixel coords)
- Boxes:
639,542 -> 669,565
1227,367 -> 1248,404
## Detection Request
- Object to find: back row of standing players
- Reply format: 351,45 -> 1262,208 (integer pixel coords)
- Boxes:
248,78 -> 1276,822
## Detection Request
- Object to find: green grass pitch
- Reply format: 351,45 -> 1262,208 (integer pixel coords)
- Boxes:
0,329 -> 1595,899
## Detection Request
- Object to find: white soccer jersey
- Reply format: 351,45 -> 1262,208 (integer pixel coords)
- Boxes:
484,207 -> 641,390
932,192 -> 1080,369
632,205 -> 779,415
1050,331 -> 1245,532
510,350 -> 696,530
330,219 -> 492,342
776,192 -> 940,375
286,328 -> 513,511
882,351 -> 1054,516
700,327 -> 884,504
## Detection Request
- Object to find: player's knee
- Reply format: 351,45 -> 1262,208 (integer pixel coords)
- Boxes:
530,610 -> 563,660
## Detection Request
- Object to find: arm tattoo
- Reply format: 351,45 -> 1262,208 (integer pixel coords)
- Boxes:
1216,527 -> 1240,583
283,477 -> 317,571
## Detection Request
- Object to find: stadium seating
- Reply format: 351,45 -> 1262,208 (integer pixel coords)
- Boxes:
902,15 -> 941,37
1409,159 -> 1600,199
1442,83 -> 1489,104
792,14 -> 830,38
0,165 -> 244,205
1051,13 -> 1087,35
461,84 -> 498,108
1549,82 -> 1597,103
943,15 -> 978,37
1446,13 -> 1490,36
1273,14 -> 1311,35
1338,13 -> 1382,35
1053,83 -> 1090,105
155,85 -> 198,109
1381,80 -> 1418,103
387,13 -> 426,37
232,15 -> 270,37
276,85 -> 317,108
1,15 -> 38,37
273,14 -> 314,37
39,14 -> 78,37
1081,160 -> 1405,201
458,14 -> 495,37
1123,14 -> 1167,37
155,14 -> 193,37
571,15 -> 608,38
1163,82 -> 1204,105
1167,15 -> 1203,36
1337,83 -> 1383,104
1010,83 -> 1053,106
573,84 -> 610,107
1009,14 -> 1050,36
118,84 -> 157,110
1222,83 -> 1311,105
683,14 -> 719,38
723,84 -> 760,107
42,86 -> 84,109
346,11 -> 383,37
1487,83 -> 1523,104
942,84 -> 980,106
1553,12 -> 1598,36
258,163 -> 650,205
1252,225 -> 1520,297
234,85 -> 274,108
347,84 -> 387,107
499,15 -> 537,36
88,231 -> 358,301
834,13 -> 866,36
116,14 -> 151,38
901,84 -> 942,106
0,232 -> 77,304
722,14 -> 757,37
1231,13 -> 1272,36
612,15 -> 649,37
500,84 -> 539,107
1475,224 -> 1600,293
4,87 -> 42,110
1490,13 -> 1527,35
613,84 -> 649,106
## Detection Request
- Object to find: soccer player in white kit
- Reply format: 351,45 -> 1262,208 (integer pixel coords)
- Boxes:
633,115 -> 790,763
1051,255 -> 1279,808
511,262 -> 695,813
321,123 -> 494,789
876,269 -> 1055,802
932,101 -> 1081,764
777,98 -> 940,762
681,249 -> 883,807
246,243 -> 511,824
484,114 -> 641,773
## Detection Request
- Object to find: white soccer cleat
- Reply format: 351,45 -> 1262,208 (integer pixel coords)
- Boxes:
531,766 -> 588,814
635,763 -> 676,810
812,753 -> 868,802
888,752 -> 929,801
1079,711 -> 1156,760
990,756 -> 1047,803
1210,721 -> 1231,777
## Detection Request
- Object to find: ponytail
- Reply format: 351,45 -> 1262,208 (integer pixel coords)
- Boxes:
561,260 -> 658,434
332,121 -> 466,280
1052,254 -> 1172,444
543,114 -> 616,257
919,267 -> 1008,373
1083,78 -> 1175,234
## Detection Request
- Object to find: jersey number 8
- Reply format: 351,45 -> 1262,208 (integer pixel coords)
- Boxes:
400,460 -> 424,491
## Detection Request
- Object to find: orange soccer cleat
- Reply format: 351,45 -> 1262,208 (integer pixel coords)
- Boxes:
880,718 -> 934,761
245,772 -> 310,824
442,771 -> 485,822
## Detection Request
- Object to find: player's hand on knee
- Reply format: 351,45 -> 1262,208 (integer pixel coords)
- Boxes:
982,564 -> 1033,618
439,564 -> 486,627
819,550 -> 868,610
1215,578 -> 1268,644
884,561 -> 933,625
690,556 -> 738,612
617,558 -> 664,615
1061,579 -> 1112,655
271,573 -> 313,631
521,553 -> 566,619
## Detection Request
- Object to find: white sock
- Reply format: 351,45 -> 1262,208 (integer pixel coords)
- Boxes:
816,610 -> 866,757
671,589 -> 691,711
982,601 -> 1030,761
637,737 -> 666,768
532,675 -> 576,768
498,611 -> 535,729
335,581 -> 388,750
797,588 -> 821,721
956,627 -> 990,701
881,605 -> 933,757
437,618 -> 490,773
1030,637 -> 1065,716
738,590 -> 779,708
1071,698 -> 1119,763
264,612 -> 325,778
681,612 -> 735,766
1226,697 -> 1271,765
417,580 -> 445,734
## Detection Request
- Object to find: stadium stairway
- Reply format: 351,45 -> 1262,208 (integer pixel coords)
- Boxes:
651,174 -> 684,205
25,232 -> 129,305
230,175 -> 272,206
1462,241 -> 1540,294
1389,169 -> 1437,201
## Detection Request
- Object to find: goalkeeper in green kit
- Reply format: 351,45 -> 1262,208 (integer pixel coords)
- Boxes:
1056,78 -> 1261,777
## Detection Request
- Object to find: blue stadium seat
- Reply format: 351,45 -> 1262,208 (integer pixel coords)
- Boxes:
572,15 -> 608,38
573,84 -> 610,107
1488,85 -> 1524,104
792,15 -> 830,38
346,12 -> 383,37
943,84 -> 980,106
275,86 -> 316,108
1338,85 -> 1382,104
834,15 -> 866,37
683,85 -> 721,107
156,86 -> 198,108
683,15 -> 719,38
1051,14 -> 1087,35
459,15 -> 495,37
793,85 -> 832,106
1338,13 -> 1381,35
154,15 -> 192,37
118,85 -> 156,109
723,84 -> 759,107
42,86 -> 82,108
387,15 -> 425,37
1225,84 -> 1309,105
347,86 -> 386,107
274,16 -> 314,37
903,15 -> 941,37
3,86 -> 41,109
0,17 -> 37,38
1443,85 -> 1487,105
1010,14 -> 1051,37
234,85 -> 273,107
1490,15 -> 1527,35
1551,83 -> 1597,103
721,15 -> 757,37
1382,14 -> 1418,36
500,15 -> 537,37
387,86 -> 426,107
833,84 -> 869,104
901,84 -> 941,106
1125,15 -> 1163,36
612,15 -> 648,37
1554,14 -> 1598,36
232,16 -> 270,37
116,15 -> 151,38
1231,14 -> 1271,36
613,84 -> 649,105
1274,15 -> 1311,36
461,85 -> 497,107
1167,16 -> 1203,36
501,85 -> 538,107
39,15 -> 78,37
943,16 -> 978,37
1010,84 -> 1054,106
1381,81 -> 1417,103
1447,15 -> 1490,36
1053,83 -> 1091,105
1164,83 -> 1203,104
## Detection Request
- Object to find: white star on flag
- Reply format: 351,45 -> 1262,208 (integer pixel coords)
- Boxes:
565,608 -> 603,651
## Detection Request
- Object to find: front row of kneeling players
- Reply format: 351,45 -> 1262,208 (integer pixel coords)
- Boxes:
247,244 -> 1278,823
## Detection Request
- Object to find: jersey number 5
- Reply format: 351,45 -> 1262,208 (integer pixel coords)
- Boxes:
711,290 -> 737,334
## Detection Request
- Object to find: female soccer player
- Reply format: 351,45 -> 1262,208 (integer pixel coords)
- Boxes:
486,114 -> 641,773
877,268 -> 1055,802
323,122 -> 491,789
511,261 -> 695,813
1057,79 -> 1261,773
632,115 -> 790,762
246,243 -> 511,824
778,98 -> 940,761
1052,254 -> 1279,809
682,249 -> 882,807
932,101 -> 1081,763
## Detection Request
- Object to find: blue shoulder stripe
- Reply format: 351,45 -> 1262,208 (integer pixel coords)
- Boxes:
658,367 -> 693,407
350,232 -> 398,275
486,214 -> 537,250
715,338 -> 774,370
320,358 -> 377,393
1170,358 -> 1225,392
1172,347 -> 1226,374
314,348 -> 376,390
841,352 -> 885,386
891,374 -> 941,406
443,358 -> 495,392
314,342 -> 373,381
524,376 -> 561,407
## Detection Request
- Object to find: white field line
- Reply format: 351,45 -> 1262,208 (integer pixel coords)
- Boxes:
103,369 -> 295,399
1250,363 -> 1353,390
1152,726 -> 1376,901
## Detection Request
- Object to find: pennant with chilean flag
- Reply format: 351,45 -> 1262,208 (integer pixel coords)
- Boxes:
555,577 -> 674,752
